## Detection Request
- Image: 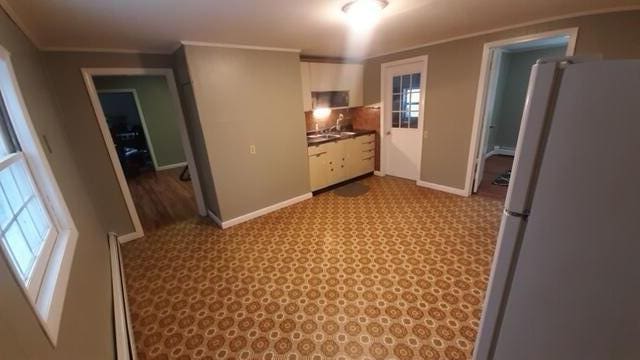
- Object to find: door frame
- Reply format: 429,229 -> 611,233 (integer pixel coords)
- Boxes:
379,55 -> 428,181
464,28 -> 578,196
96,88 -> 161,171
82,68 -> 207,242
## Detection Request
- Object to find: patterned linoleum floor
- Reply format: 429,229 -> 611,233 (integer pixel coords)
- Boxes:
122,176 -> 502,360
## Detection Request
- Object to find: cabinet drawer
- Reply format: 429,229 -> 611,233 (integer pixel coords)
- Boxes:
361,148 -> 375,157
356,155 -> 375,175
357,134 -> 375,145
308,143 -> 329,156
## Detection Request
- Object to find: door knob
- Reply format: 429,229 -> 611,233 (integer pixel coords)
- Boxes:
386,131 -> 391,135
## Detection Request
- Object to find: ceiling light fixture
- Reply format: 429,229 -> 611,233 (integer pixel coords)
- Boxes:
342,0 -> 388,31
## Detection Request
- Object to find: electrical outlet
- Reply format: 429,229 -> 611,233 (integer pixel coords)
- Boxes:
249,145 -> 256,154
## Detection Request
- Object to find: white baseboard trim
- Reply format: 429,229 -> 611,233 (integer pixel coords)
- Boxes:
108,233 -> 137,360
210,193 -> 313,230
207,209 -> 223,228
416,180 -> 468,197
117,231 -> 143,244
156,161 -> 188,171
373,171 -> 385,176
485,148 -> 515,158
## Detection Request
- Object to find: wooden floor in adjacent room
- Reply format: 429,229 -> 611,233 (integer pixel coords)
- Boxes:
122,176 -> 502,360
127,167 -> 197,232
475,155 -> 514,203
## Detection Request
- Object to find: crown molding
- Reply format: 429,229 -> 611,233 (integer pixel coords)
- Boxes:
365,5 -> 640,60
39,46 -> 172,55
180,40 -> 301,53
0,0 -> 41,48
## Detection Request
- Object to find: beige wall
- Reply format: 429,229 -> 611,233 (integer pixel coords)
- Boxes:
0,9 -> 114,360
182,45 -> 310,221
43,51 -> 174,234
364,10 -> 640,190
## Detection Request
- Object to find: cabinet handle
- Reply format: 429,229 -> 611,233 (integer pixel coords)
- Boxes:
362,149 -> 374,153
341,165 -> 344,168
330,169 -> 334,171
363,156 -> 374,160
329,161 -> 333,164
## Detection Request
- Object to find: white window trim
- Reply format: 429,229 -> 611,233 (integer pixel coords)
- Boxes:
0,45 -> 78,345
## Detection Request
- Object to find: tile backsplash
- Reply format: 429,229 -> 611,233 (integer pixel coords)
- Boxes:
304,105 -> 380,133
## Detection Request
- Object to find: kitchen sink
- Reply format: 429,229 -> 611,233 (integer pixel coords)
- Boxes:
306,131 -> 363,143
307,133 -> 341,140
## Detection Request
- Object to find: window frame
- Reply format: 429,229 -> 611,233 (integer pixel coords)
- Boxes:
0,151 -> 59,299
0,45 -> 78,346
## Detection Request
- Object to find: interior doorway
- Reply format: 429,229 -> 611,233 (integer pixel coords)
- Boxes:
466,28 -> 577,199
380,55 -> 428,181
82,69 -> 206,241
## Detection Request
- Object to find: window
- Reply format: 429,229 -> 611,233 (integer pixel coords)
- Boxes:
0,45 -> 77,345
391,72 -> 421,129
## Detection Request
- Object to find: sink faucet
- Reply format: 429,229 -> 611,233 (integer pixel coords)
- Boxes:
336,114 -> 344,132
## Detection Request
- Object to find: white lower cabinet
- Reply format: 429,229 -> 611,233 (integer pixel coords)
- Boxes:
308,134 -> 375,191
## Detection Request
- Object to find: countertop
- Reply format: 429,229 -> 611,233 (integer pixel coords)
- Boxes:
307,129 -> 376,146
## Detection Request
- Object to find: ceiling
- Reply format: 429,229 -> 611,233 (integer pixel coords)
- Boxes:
3,0 -> 639,58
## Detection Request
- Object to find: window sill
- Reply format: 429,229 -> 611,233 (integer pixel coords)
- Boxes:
32,227 -> 78,346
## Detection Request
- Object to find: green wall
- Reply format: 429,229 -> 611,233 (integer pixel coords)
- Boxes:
93,75 -> 186,168
490,45 -> 567,151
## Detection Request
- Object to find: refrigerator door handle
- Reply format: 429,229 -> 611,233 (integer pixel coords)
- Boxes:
505,62 -> 562,214
505,209 -> 529,219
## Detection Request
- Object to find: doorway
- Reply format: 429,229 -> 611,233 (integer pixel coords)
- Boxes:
380,55 -> 428,180
466,28 -> 577,199
82,69 -> 206,241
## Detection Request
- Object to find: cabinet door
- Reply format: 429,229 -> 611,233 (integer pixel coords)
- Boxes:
342,138 -> 359,179
309,63 -> 341,91
300,62 -> 312,112
309,152 -> 328,191
308,63 -> 364,108
326,141 -> 347,185
342,64 -> 364,107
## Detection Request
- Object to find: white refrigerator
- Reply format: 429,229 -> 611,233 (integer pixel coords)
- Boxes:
473,58 -> 640,360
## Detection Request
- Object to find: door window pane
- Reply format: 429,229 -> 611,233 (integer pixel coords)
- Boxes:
391,112 -> 400,128
391,72 -> 423,129
392,76 -> 401,93
392,94 -> 401,111
401,75 -> 411,92
412,73 -> 421,88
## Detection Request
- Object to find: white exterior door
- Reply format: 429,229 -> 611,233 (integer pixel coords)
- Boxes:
382,57 -> 427,180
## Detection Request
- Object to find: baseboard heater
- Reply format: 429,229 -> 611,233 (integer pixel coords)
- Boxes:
109,232 -> 137,360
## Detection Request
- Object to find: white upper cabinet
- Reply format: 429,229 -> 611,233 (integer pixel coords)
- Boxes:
300,62 -> 364,111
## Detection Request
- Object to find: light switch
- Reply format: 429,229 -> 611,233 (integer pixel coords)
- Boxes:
249,145 -> 256,154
